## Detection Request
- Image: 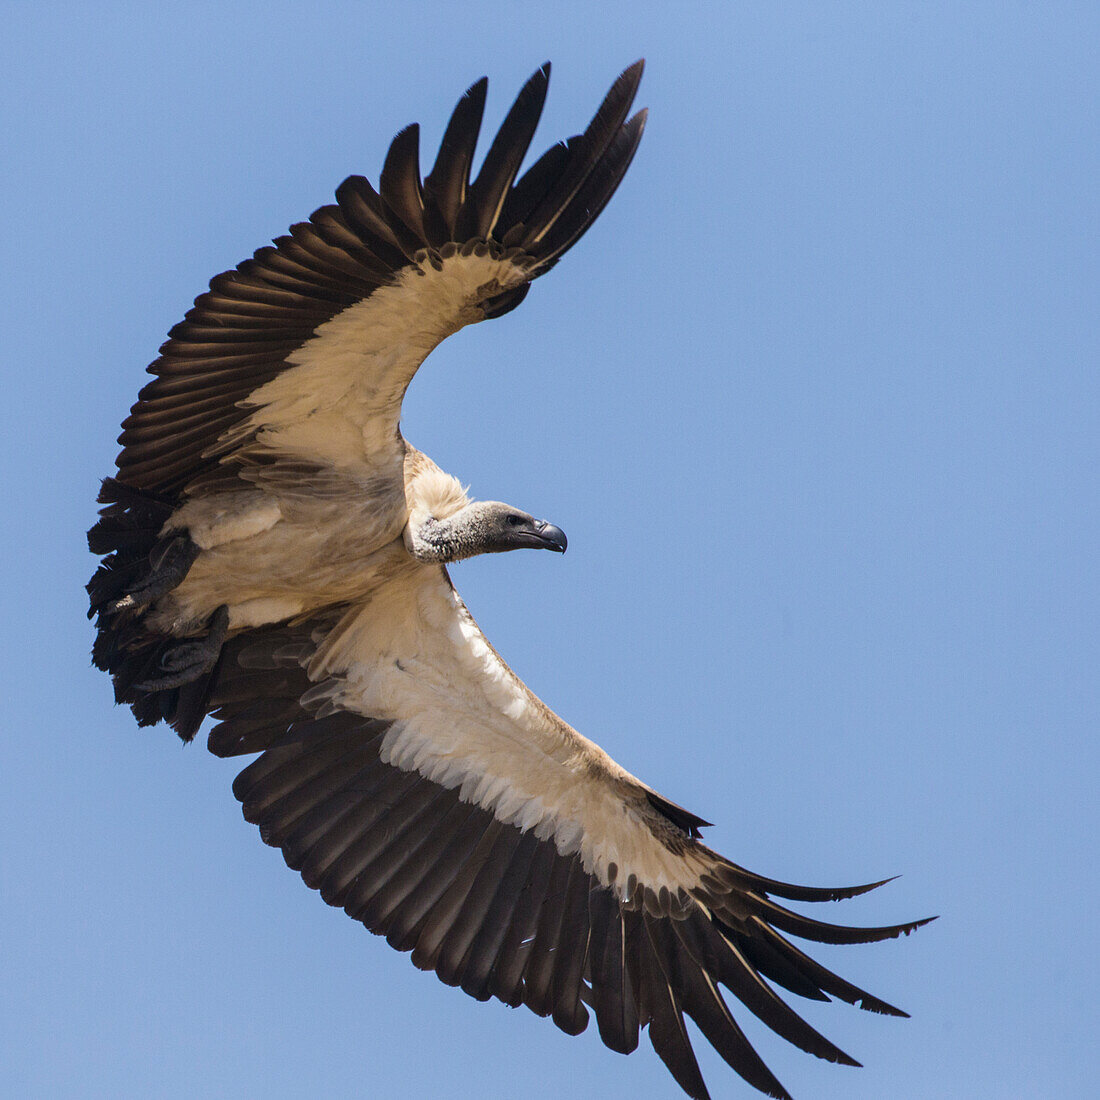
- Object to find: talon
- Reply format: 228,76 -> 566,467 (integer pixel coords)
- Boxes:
109,536 -> 200,615
135,605 -> 229,691
158,641 -> 209,674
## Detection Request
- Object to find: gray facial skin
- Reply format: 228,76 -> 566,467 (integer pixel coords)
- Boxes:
409,502 -> 567,563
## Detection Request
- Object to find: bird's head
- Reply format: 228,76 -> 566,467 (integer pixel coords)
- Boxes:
406,501 -> 567,563
457,502 -> 568,558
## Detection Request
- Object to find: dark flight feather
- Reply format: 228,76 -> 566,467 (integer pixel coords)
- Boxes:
424,78 -> 488,236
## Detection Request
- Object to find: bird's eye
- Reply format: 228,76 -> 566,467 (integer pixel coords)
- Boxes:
506,515 -> 525,527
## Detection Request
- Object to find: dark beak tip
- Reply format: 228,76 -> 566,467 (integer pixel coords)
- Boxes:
536,521 -> 567,554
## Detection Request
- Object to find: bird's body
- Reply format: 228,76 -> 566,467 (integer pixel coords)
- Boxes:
88,62 -> 930,1100
148,447 -> 422,633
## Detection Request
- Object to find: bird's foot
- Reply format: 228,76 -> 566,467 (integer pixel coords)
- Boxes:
135,605 -> 229,691
109,535 -> 201,615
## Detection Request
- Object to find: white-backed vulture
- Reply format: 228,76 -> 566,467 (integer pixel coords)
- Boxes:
88,62 -> 931,1099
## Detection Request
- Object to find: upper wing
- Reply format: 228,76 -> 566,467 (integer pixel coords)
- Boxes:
206,566 -> 931,1100
113,62 -> 646,497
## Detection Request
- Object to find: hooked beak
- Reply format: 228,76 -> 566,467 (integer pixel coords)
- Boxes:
530,519 -> 567,553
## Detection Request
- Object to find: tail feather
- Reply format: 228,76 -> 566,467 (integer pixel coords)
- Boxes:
87,477 -> 212,740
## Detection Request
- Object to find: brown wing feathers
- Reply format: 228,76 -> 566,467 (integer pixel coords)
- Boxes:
110,61 -> 645,498
204,616 -> 927,1100
425,78 -> 488,237
460,65 -> 551,241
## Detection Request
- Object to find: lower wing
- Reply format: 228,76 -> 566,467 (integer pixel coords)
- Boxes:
206,565 -> 932,1100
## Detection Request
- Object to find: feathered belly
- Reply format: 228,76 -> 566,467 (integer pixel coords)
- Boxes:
147,491 -> 413,634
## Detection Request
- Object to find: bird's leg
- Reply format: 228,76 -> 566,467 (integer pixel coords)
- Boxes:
135,604 -> 229,691
109,535 -> 200,615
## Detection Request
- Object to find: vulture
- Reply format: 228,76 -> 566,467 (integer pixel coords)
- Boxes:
88,62 -> 931,1100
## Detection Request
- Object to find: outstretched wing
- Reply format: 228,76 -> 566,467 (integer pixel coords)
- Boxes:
206,566 -> 931,1100
113,62 -> 645,497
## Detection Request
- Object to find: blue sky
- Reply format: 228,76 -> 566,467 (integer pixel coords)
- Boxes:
3,3 -> 1097,1097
